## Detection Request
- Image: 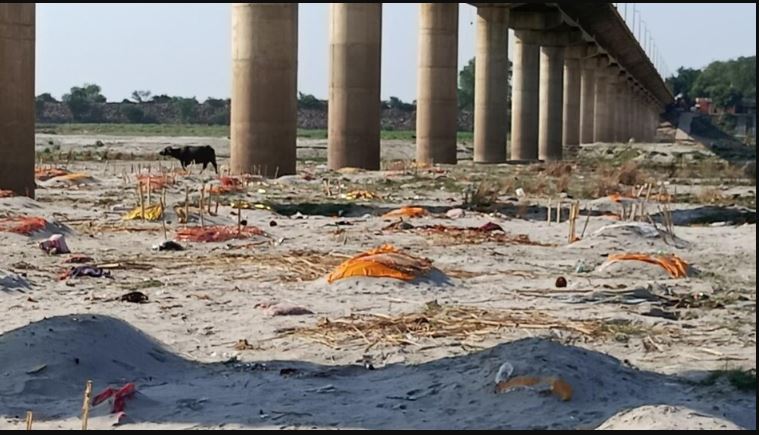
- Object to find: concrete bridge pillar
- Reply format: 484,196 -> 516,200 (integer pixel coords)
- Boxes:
613,72 -> 627,143
510,30 -> 540,160
473,6 -> 509,163
604,64 -> 619,143
579,56 -> 597,144
230,3 -> 298,177
538,43 -> 565,161
624,79 -> 634,142
562,45 -> 583,153
416,3 -> 459,165
593,58 -> 612,143
328,3 -> 382,170
0,3 -> 35,197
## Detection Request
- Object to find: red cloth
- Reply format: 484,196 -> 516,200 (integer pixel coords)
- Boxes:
92,383 -> 136,413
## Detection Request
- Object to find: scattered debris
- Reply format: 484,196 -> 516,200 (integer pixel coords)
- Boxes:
175,225 -> 266,243
39,234 -> 71,254
279,301 -> 605,349
495,375 -> 573,401
65,254 -> 94,264
35,167 -> 69,181
257,303 -> 314,317
152,240 -> 184,251
341,190 -> 380,201
234,339 -> 256,350
446,208 -> 466,219
60,266 -> 112,280
120,291 -> 149,304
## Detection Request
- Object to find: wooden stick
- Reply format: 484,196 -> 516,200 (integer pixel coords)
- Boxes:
546,199 -> 552,224
160,188 -> 167,240
237,203 -> 242,235
25,411 -> 32,430
555,200 -> 561,224
147,177 -> 152,206
199,185 -> 205,228
184,186 -> 189,225
137,184 -> 145,222
214,192 -> 219,215
580,203 -> 592,239
630,203 -> 637,221
81,380 -> 93,430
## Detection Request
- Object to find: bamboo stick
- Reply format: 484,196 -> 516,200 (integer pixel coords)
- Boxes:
25,411 -> 32,430
81,380 -> 93,430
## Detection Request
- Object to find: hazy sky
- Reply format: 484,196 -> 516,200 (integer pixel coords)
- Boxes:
36,3 -> 756,102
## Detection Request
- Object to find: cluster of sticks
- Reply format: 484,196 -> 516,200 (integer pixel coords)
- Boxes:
278,303 -> 606,351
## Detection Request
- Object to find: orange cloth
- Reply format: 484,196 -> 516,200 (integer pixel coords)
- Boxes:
605,253 -> 689,278
327,245 -> 432,283
382,207 -> 428,219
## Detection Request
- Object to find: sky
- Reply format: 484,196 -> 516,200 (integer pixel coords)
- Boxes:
35,3 -> 756,103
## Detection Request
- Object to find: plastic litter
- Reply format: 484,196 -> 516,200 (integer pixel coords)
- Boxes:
38,234 -> 70,255
60,265 -> 112,280
152,240 -> 184,251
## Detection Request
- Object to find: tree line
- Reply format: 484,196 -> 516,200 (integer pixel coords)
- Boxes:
666,55 -> 755,110
34,56 -> 511,125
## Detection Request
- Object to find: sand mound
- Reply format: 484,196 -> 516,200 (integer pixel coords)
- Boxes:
0,270 -> 30,292
573,222 -> 691,252
0,315 -> 194,403
1,319 -> 752,429
597,405 -> 744,430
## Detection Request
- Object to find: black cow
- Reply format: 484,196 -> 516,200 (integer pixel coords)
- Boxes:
159,146 -> 218,174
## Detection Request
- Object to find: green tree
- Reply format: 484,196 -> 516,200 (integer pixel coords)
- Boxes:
150,94 -> 173,104
298,92 -> 326,109
457,57 -> 513,111
384,96 -> 414,111
666,67 -> 701,104
35,93 -> 57,118
62,83 -> 107,122
131,90 -> 152,103
171,97 -> 199,123
121,105 -> 145,123
687,56 -> 755,108
458,58 -> 476,110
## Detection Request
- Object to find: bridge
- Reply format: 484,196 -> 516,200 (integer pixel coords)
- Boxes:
1,3 -> 673,197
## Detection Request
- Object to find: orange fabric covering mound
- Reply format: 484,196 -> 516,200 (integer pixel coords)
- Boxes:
605,253 -> 689,278
496,376 -> 573,401
35,167 -> 69,181
175,225 -> 265,243
382,207 -> 428,219
137,175 -> 174,190
0,216 -> 48,236
327,245 -> 433,284
208,176 -> 244,194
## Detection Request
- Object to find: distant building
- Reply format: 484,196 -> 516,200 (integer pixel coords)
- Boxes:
694,97 -> 714,114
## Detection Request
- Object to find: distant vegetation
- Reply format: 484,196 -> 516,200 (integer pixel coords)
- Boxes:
666,56 -> 756,109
